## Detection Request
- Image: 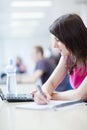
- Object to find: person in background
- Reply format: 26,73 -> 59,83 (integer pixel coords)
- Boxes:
34,13 -> 87,105
19,46 -> 55,84
16,57 -> 27,74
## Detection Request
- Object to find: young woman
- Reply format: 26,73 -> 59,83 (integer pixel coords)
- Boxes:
34,13 -> 87,105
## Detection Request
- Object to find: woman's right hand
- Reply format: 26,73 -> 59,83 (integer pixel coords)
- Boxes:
33,90 -> 51,105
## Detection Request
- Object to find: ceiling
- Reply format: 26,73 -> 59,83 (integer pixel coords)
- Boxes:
0,0 -> 87,43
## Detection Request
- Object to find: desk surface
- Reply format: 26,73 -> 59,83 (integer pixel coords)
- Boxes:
0,85 -> 87,130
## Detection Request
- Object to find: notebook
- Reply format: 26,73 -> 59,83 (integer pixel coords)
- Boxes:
16,99 -> 85,110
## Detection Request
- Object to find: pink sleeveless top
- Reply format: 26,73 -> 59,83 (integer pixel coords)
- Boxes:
70,65 -> 87,89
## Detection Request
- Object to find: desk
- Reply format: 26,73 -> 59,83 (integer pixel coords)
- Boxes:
0,84 -> 87,130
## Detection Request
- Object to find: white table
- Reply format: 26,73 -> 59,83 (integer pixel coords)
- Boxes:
0,84 -> 87,130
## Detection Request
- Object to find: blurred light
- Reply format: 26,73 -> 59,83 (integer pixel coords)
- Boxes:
10,12 -> 45,19
10,20 -> 39,27
11,1 -> 52,7
9,20 -> 40,37
9,28 -> 36,37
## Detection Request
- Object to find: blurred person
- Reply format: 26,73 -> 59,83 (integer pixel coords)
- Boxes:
19,46 -> 55,84
16,57 -> 27,74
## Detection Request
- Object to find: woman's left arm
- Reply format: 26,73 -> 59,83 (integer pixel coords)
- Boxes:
52,76 -> 87,100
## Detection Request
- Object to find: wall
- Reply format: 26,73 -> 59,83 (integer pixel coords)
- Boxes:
0,0 -> 87,72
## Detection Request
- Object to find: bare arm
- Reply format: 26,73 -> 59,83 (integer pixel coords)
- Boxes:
34,56 -> 87,104
34,55 -> 70,104
52,76 -> 87,100
18,70 -> 43,84
42,55 -> 68,94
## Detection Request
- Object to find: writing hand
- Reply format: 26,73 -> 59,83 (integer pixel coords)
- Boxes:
34,91 -> 51,105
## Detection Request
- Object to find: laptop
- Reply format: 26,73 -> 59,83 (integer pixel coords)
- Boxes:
0,88 -> 34,102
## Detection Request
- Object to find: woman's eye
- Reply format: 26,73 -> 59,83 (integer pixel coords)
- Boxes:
54,37 -> 59,42
56,39 -> 59,42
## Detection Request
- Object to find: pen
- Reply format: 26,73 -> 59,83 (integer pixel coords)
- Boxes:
37,85 -> 46,98
53,99 -> 85,110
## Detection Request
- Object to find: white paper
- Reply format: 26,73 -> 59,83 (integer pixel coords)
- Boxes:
16,100 -> 62,110
16,100 -> 84,110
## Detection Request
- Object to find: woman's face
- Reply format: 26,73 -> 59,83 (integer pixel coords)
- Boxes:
51,34 -> 70,56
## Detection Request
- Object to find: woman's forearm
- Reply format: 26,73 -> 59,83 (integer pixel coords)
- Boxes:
52,76 -> 87,101
51,89 -> 80,100
42,56 -> 68,95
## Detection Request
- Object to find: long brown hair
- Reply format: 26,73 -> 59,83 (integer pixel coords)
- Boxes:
49,13 -> 87,74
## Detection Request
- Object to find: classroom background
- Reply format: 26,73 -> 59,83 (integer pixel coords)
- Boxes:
0,0 -> 87,74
